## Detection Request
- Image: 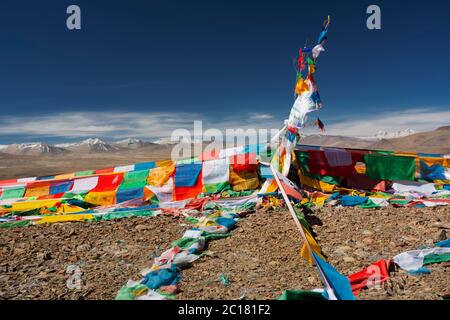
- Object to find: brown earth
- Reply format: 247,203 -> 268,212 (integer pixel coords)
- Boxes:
0,215 -> 189,300
299,135 -> 373,149
1,206 -> 449,300
178,206 -> 450,300
0,147 -> 173,180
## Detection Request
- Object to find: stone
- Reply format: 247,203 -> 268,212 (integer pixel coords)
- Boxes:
135,224 -> 149,231
76,244 -> 91,252
354,249 -> 367,258
436,229 -> 447,242
37,251 -> 52,261
343,256 -> 356,263
432,222 -> 450,229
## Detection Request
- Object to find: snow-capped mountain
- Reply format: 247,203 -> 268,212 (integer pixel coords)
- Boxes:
374,129 -> 416,140
0,137 -> 168,155
153,137 -> 190,145
113,138 -> 156,149
57,138 -> 119,153
2,143 -> 68,155
359,129 -> 416,141
153,137 -> 172,145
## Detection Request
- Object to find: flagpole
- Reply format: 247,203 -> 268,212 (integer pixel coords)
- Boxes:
270,164 -> 332,291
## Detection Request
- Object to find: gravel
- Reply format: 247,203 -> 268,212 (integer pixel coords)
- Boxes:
0,215 -> 188,300
0,206 -> 449,300
178,206 -> 450,300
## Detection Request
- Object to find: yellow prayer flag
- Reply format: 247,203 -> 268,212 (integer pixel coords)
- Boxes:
299,172 -> 335,193
300,227 -> 326,265
84,190 -> 116,206
12,199 -> 61,212
35,214 -> 94,225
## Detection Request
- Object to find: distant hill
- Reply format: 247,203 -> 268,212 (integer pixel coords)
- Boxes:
112,138 -> 170,151
2,143 -> 69,155
298,127 -> 449,154
299,134 -> 373,149
57,138 -> 119,153
113,138 -> 156,149
370,126 -> 450,154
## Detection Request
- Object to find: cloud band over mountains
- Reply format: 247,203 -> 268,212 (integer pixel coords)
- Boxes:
0,107 -> 448,143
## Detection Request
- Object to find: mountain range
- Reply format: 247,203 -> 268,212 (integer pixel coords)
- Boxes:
299,127 -> 450,154
0,127 -> 449,156
0,138 -> 168,155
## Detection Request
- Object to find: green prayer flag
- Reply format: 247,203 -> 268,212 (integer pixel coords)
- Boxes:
358,199 -> 381,209
94,210 -> 155,221
119,169 -> 149,190
171,237 -> 200,250
185,216 -> 199,224
63,192 -> 87,200
375,150 -> 395,155
364,154 -> 415,181
75,170 -> 95,177
115,284 -> 149,300
296,151 -> 309,170
0,220 -> 31,229
278,290 -> 325,300
204,182 -> 230,194
423,253 -> 450,265
203,232 -> 233,241
176,157 -> 200,165
389,199 -> 410,206
0,186 -> 25,200
294,207 -> 313,233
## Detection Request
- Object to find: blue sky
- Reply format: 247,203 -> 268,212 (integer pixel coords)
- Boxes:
0,0 -> 449,144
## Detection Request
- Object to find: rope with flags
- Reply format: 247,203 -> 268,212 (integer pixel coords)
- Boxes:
262,16 -> 331,192
265,16 -> 356,300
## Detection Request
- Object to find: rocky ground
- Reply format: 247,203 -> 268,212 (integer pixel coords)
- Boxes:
0,206 -> 449,300
0,215 -> 189,299
178,206 -> 450,300
314,206 -> 450,300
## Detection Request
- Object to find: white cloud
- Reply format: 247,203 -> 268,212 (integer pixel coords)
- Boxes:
248,113 -> 274,121
0,111 -> 281,142
0,112 -> 199,140
1,107 -> 448,143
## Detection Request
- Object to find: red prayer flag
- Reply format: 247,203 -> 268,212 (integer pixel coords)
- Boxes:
274,171 -> 302,200
298,49 -> 305,71
348,259 -> 391,295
